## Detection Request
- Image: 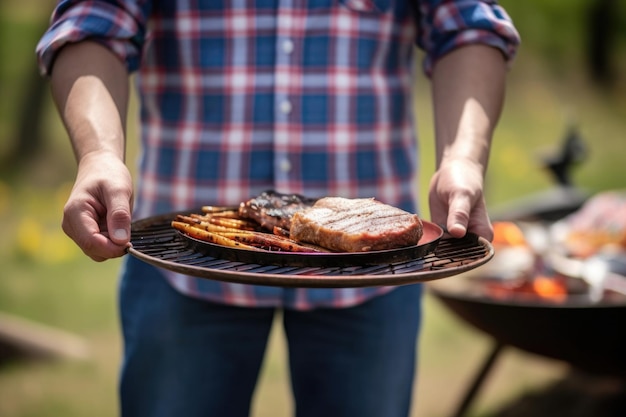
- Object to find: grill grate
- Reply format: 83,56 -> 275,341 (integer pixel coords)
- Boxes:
128,213 -> 493,288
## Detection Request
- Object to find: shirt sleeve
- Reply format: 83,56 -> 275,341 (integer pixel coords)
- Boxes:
416,0 -> 521,76
35,0 -> 150,76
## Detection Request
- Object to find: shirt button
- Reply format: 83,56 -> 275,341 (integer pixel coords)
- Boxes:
348,0 -> 374,11
282,39 -> 294,54
280,100 -> 292,114
279,158 -> 292,172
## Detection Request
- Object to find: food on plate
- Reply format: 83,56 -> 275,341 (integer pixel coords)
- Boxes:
289,197 -> 423,252
171,211 -> 325,253
172,192 -> 425,253
238,190 -> 317,232
171,220 -> 260,250
555,191 -> 626,258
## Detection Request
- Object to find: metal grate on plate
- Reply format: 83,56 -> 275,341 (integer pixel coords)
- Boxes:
127,213 -> 494,288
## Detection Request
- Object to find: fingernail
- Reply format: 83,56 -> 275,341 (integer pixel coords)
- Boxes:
449,223 -> 467,236
454,223 -> 466,231
113,229 -> 128,240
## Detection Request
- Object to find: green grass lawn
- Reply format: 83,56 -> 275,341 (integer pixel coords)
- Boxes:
1,1 -> 625,416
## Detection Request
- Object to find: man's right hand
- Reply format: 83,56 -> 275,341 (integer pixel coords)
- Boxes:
62,151 -> 133,261
50,41 -> 132,261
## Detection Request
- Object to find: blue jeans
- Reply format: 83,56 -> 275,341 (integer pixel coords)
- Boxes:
119,257 -> 423,417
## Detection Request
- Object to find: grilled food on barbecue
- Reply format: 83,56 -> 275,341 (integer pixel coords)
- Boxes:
238,190 -> 317,232
556,191 -> 626,258
289,197 -> 423,252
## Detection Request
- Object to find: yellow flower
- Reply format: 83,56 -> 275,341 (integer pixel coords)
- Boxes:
16,217 -> 43,258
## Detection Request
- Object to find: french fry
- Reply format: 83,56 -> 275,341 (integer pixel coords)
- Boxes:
189,213 -> 259,230
201,205 -> 239,213
176,215 -> 257,235
171,221 -> 260,250
199,209 -> 240,218
219,231 -> 325,253
175,214 -> 202,224
208,217 -> 259,230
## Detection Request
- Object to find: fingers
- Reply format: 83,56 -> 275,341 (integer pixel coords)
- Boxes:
62,158 -> 134,261
455,197 -> 493,241
439,195 -> 493,241
444,194 -> 471,238
105,191 -> 133,245
62,199 -> 130,261
428,173 -> 494,241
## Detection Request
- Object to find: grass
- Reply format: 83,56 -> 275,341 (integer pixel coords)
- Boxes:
1,1 -> 625,416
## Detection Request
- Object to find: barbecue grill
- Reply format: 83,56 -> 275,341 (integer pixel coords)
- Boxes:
426,133 -> 626,417
429,278 -> 626,417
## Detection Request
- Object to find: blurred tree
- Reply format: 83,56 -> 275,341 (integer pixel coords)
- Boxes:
12,54 -> 48,167
587,0 -> 618,87
0,8 -> 49,177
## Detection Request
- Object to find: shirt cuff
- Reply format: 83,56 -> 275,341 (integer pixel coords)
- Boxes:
35,2 -> 145,76
418,1 -> 521,77
422,28 -> 519,76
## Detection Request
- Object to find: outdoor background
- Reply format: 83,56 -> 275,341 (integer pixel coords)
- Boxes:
1,1 -> 625,416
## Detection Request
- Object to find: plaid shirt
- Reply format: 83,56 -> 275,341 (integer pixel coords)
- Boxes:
37,0 -> 519,310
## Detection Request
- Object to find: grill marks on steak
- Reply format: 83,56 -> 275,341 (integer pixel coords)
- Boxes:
238,190 -> 317,232
289,197 -> 423,252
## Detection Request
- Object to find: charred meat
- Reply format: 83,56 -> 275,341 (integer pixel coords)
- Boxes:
238,190 -> 318,232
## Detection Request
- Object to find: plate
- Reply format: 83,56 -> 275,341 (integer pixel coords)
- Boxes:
127,210 -> 494,288
179,221 -> 444,267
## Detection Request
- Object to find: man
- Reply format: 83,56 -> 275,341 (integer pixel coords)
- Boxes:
37,1 -> 519,416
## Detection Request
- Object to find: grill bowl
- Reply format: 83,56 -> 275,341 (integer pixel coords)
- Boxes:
429,277 -> 626,377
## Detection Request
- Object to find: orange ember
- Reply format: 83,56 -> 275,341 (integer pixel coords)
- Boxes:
481,222 -> 575,303
532,275 -> 568,302
492,222 -> 528,247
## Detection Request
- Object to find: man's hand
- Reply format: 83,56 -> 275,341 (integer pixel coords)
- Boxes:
428,158 -> 493,241
62,151 -> 133,261
50,41 -> 131,261
429,45 -> 507,242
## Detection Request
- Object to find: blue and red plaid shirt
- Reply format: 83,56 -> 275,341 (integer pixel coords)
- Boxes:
37,0 -> 519,310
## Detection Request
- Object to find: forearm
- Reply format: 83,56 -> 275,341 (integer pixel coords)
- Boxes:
50,41 -> 129,162
427,44 -> 508,239
49,41 -> 133,260
431,44 -> 507,174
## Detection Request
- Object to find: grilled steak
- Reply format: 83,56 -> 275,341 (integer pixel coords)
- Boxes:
289,197 -> 423,252
238,190 -> 317,232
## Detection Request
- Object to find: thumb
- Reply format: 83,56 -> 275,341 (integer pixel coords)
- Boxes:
446,195 -> 471,238
106,194 -> 132,245
448,195 -> 494,241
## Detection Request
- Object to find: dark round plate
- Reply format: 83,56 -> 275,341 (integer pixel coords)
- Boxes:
128,211 -> 493,287
179,221 -> 443,267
